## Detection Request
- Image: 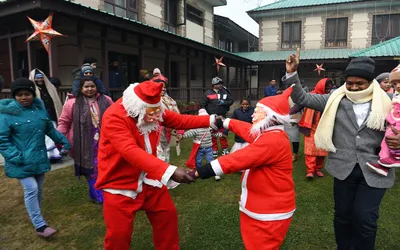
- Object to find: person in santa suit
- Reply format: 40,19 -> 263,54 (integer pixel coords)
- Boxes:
189,87 -> 296,250
95,80 -> 220,250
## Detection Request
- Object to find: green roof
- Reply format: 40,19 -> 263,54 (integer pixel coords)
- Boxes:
350,37 -> 400,58
249,0 -> 365,12
236,48 -> 360,62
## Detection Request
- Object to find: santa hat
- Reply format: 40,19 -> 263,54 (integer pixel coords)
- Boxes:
389,64 -> 400,83
258,87 -> 293,116
198,108 -> 208,116
122,81 -> 163,119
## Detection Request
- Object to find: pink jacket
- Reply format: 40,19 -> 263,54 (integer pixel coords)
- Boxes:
57,94 -> 113,147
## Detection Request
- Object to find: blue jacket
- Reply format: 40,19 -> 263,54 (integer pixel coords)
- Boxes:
264,85 -> 278,97
231,106 -> 254,143
0,98 -> 71,179
71,70 -> 109,96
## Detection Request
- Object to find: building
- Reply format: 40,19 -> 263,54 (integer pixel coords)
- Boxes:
239,0 -> 400,91
0,0 -> 254,103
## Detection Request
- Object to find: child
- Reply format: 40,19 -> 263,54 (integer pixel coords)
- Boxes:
184,109 -> 223,181
367,65 -> 400,176
230,99 -> 254,153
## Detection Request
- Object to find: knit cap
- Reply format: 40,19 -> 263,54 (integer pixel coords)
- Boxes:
81,63 -> 94,74
140,69 -> 149,78
11,78 -> 36,97
344,57 -> 375,81
389,64 -> 400,83
376,72 -> 390,82
34,73 -> 44,79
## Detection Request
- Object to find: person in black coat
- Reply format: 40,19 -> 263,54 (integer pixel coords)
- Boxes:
201,77 -> 233,157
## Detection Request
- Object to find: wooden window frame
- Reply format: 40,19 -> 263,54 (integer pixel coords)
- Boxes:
164,0 -> 178,33
104,0 -> 138,20
372,14 -> 400,45
281,21 -> 301,49
187,4 -> 204,26
325,17 -> 348,48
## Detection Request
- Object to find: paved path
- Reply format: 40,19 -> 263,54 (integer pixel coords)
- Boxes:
0,154 -> 73,171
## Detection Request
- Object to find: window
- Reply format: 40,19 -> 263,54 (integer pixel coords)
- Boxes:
104,0 -> 138,20
164,0 -> 178,33
281,21 -> 301,49
187,5 -> 203,26
372,14 -> 400,45
218,39 -> 233,52
325,18 -> 348,47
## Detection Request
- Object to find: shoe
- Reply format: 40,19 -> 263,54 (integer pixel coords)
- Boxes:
89,198 -> 103,205
314,171 -> 324,177
215,176 -> 221,181
212,151 -> 218,158
378,156 -> 400,168
222,149 -> 229,156
36,226 -> 57,238
292,154 -> 297,162
306,172 -> 313,179
367,162 -> 389,176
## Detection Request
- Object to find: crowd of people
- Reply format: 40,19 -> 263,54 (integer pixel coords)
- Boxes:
1,52 -> 400,250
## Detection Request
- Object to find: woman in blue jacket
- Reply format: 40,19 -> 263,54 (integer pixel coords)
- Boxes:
0,78 -> 71,238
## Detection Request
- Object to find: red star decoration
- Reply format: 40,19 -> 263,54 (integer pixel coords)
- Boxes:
314,63 -> 326,76
26,13 -> 64,54
214,56 -> 226,73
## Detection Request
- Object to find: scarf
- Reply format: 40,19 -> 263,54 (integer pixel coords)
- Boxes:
73,94 -> 111,170
29,69 -> 63,119
314,80 -> 392,152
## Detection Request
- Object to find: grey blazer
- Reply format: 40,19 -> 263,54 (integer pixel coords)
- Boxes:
283,73 -> 394,189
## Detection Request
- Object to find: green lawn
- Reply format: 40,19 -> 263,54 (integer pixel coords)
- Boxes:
1,135 -> 400,249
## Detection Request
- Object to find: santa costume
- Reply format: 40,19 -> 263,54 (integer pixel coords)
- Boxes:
195,88 -> 296,250
95,81 -> 215,250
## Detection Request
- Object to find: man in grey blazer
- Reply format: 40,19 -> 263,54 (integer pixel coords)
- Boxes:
283,54 -> 400,250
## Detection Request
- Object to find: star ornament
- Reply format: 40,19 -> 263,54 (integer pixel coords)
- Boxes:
314,63 -> 326,76
26,13 -> 64,54
214,56 -> 226,73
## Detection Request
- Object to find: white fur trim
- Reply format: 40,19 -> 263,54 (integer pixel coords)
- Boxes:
223,118 -> 231,129
258,104 -> 291,125
211,159 -> 224,176
161,165 -> 178,186
210,115 -> 217,130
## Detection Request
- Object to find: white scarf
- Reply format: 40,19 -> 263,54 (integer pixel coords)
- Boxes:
314,80 -> 391,152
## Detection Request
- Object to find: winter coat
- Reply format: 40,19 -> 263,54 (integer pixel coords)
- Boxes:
201,87 -> 233,116
71,70 -> 109,96
231,106 -> 254,143
0,98 -> 71,179
264,85 -> 278,97
57,93 -> 113,147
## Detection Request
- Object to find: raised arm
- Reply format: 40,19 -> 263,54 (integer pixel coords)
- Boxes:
283,52 -> 329,112
223,118 -> 256,143
162,110 -> 211,130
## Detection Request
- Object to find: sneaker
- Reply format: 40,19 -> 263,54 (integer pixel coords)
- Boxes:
292,154 -> 297,162
212,151 -> 218,158
314,171 -> 324,177
36,226 -> 57,238
367,162 -> 389,176
378,156 -> 400,168
222,149 -> 229,156
215,176 -> 221,181
306,172 -> 313,179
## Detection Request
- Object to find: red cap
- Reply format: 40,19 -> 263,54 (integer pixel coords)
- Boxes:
133,81 -> 163,104
258,87 -> 293,115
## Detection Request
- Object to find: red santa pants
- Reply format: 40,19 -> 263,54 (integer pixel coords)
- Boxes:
240,212 -> 292,250
212,128 -> 228,151
305,155 -> 325,173
103,185 -> 179,250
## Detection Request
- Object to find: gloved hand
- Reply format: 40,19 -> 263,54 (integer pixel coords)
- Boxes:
59,148 -> 69,157
218,100 -> 225,105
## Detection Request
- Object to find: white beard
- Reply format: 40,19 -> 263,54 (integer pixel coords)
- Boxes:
250,115 -> 274,137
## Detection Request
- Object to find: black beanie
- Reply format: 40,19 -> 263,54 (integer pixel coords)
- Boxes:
344,57 -> 375,81
82,56 -> 97,64
11,78 -> 36,97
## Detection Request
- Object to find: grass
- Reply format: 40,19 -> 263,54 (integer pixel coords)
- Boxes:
1,134 -> 400,249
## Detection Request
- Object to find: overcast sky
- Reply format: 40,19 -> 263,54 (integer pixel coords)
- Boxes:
214,0 -> 275,37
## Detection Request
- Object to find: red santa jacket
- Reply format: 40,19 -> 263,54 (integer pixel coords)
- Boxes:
211,119 -> 296,221
95,98 -> 210,190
